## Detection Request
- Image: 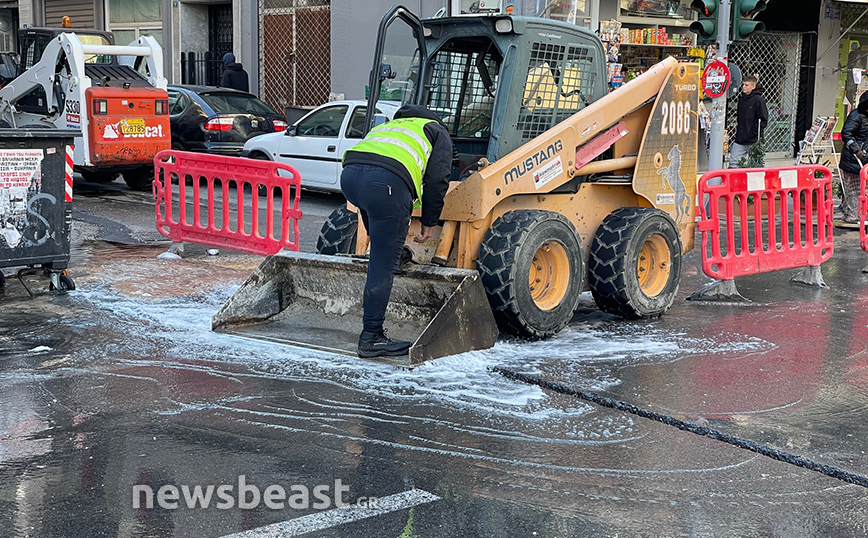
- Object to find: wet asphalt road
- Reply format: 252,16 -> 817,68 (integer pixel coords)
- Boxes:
3,176 -> 868,537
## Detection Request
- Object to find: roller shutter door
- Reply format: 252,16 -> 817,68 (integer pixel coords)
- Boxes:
45,0 -> 95,29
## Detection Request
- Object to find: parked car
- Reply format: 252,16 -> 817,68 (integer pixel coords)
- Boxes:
241,100 -> 399,192
167,85 -> 288,156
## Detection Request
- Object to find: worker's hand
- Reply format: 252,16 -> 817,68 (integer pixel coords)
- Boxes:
414,225 -> 433,243
858,150 -> 867,161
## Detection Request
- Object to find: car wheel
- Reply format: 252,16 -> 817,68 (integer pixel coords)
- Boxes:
247,152 -> 271,196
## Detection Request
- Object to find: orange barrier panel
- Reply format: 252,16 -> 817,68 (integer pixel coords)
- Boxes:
153,151 -> 302,255
860,165 -> 868,253
697,165 -> 834,281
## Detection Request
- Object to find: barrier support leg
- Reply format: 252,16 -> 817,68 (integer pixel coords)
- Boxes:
158,241 -> 186,260
789,266 -> 828,288
687,279 -> 749,302
862,254 -> 868,273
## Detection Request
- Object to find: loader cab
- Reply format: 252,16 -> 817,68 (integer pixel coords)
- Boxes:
365,7 -> 606,180
16,27 -> 116,116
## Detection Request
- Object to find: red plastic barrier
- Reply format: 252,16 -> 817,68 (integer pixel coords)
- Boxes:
860,165 -> 868,253
153,151 -> 302,255
697,165 -> 834,281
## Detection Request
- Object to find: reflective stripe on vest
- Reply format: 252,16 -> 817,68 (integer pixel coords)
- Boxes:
345,117 -> 435,205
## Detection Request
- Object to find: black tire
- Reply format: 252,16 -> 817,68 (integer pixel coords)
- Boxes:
49,274 -> 75,292
171,140 -> 186,151
123,166 -> 155,191
248,153 -> 270,196
79,170 -> 118,183
588,207 -> 682,319
477,210 -> 584,338
317,204 -> 359,255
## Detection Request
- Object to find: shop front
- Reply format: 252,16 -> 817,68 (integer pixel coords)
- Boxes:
831,2 -> 868,130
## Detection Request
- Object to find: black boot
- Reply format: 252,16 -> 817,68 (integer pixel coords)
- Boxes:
357,329 -> 411,358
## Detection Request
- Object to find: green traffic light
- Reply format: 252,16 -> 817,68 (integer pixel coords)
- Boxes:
737,20 -> 765,36
731,0 -> 767,41
690,0 -> 719,14
689,20 -> 717,39
689,0 -> 719,43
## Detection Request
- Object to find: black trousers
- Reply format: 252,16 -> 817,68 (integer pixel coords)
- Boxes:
340,163 -> 413,334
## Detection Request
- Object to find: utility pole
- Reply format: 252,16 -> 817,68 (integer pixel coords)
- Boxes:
708,0 -> 730,170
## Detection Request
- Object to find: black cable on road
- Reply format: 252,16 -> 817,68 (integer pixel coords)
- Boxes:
492,366 -> 868,489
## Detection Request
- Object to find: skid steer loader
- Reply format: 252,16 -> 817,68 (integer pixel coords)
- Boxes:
214,6 -> 700,366
0,25 -> 170,190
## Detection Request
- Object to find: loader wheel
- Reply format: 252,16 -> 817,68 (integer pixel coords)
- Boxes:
317,204 -> 358,255
477,210 -> 583,338
79,170 -> 118,183
588,207 -> 682,319
123,166 -> 155,191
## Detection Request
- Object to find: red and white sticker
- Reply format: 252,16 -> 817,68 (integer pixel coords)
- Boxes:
533,156 -> 564,190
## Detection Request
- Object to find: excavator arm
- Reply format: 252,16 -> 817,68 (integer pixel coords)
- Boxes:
439,57 -> 698,222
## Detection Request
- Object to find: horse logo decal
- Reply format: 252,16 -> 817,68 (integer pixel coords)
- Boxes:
657,145 -> 690,225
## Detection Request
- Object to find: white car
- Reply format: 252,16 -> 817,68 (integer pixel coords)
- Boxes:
241,100 -> 399,192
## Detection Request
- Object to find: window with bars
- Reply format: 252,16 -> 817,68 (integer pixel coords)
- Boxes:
427,43 -> 502,139
518,42 -> 595,139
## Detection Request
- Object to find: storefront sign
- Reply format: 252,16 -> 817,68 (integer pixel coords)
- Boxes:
702,60 -> 731,99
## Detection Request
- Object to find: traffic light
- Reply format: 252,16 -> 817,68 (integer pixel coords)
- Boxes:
689,0 -> 719,45
731,0 -> 767,42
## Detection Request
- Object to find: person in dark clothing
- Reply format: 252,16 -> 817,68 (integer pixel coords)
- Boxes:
341,104 -> 454,358
728,75 -> 768,168
839,91 -> 868,223
220,53 -> 249,92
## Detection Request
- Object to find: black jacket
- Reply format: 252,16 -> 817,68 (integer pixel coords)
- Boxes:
343,105 -> 454,227
735,86 -> 769,145
841,92 -> 868,174
221,63 -> 249,92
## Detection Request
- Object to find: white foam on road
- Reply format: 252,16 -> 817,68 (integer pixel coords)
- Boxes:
71,285 -> 774,447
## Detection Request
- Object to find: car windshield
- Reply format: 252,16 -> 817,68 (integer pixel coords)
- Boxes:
200,92 -> 278,116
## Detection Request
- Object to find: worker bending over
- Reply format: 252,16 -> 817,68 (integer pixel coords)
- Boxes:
341,105 -> 454,358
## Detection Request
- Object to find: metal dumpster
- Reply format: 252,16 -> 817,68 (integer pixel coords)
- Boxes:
0,130 -> 77,294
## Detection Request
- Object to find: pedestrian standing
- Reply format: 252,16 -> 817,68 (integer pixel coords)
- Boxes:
728,74 -> 768,168
839,92 -> 868,223
220,53 -> 249,92
340,105 -> 454,358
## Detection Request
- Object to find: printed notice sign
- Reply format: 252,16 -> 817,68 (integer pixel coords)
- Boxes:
0,149 -> 44,188
0,148 -> 45,249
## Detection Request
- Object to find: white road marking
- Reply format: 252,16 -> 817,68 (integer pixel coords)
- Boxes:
219,489 -> 440,537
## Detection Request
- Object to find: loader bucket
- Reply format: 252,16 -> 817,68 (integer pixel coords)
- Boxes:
212,252 -> 499,367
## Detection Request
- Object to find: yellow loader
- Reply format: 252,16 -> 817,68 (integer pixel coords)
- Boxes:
213,6 -> 701,366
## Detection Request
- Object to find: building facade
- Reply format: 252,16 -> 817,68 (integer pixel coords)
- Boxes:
9,0 -> 868,159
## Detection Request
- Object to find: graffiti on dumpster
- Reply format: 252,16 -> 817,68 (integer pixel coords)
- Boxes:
0,149 -> 54,249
